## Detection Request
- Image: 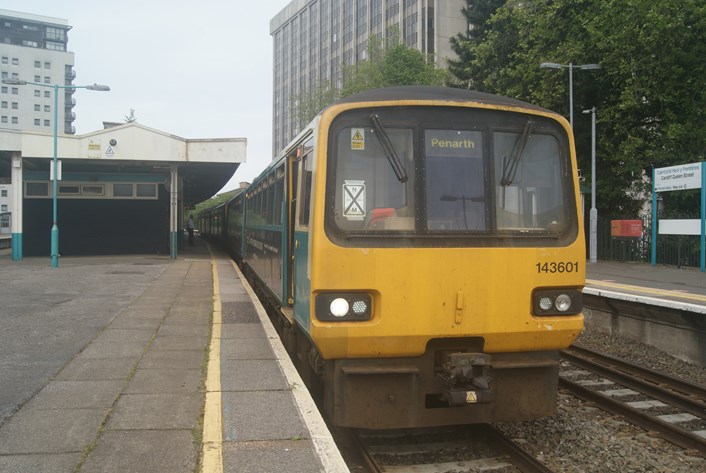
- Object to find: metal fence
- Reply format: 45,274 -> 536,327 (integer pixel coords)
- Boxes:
596,215 -> 702,268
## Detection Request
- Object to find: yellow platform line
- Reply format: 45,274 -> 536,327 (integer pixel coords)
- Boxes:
201,255 -> 223,473
586,278 -> 706,303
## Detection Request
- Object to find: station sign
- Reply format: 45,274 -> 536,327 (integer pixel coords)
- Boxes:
611,219 -> 643,238
654,162 -> 701,192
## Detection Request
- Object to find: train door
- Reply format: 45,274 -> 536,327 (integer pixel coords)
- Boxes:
286,153 -> 299,306
289,136 -> 315,330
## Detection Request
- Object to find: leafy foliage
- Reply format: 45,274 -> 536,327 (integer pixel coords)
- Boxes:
449,0 -> 706,215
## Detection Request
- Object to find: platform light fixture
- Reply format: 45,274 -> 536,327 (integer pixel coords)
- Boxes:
2,78 -> 110,268
539,62 -> 601,127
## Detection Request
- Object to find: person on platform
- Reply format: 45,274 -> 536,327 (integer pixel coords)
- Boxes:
187,214 -> 195,246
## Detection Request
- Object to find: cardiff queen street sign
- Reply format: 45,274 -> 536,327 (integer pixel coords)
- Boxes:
652,161 -> 706,271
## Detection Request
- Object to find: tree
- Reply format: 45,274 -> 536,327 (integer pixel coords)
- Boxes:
448,0 -> 706,215
448,0 -> 506,88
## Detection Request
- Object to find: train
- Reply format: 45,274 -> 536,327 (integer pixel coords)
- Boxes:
200,86 -> 585,429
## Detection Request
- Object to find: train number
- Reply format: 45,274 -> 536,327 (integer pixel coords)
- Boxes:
535,261 -> 579,274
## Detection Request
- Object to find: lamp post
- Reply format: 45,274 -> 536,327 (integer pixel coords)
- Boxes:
583,107 -> 597,263
2,78 -> 109,267
539,62 -> 601,128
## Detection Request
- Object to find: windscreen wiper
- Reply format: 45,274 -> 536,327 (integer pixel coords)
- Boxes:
501,117 -> 533,186
370,114 -> 408,183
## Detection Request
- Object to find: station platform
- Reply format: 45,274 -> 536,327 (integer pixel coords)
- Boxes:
0,240 -> 348,473
585,260 -> 706,311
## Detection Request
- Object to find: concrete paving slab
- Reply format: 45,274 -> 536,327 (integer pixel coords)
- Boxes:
77,341 -> 148,359
162,312 -> 211,325
223,440 -> 324,473
150,335 -> 209,351
221,360 -> 289,392
221,324 -> 266,339
222,339 -> 275,360
138,350 -> 205,370
91,329 -> 155,344
125,369 -> 203,394
107,315 -> 163,330
107,393 -> 202,430
80,430 -> 197,473
26,380 -> 123,409
0,452 -> 81,473
53,357 -> 138,381
0,408 -> 107,454
222,391 -> 307,442
157,324 -> 210,337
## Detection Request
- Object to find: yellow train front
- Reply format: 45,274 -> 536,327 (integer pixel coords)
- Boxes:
257,87 -> 584,429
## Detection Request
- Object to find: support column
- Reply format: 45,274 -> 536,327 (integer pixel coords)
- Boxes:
169,165 -> 179,259
11,153 -> 22,261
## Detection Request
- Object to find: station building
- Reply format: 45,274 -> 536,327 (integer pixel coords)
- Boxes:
0,123 -> 245,260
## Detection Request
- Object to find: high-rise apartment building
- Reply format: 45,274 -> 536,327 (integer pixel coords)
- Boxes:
270,0 -> 467,155
0,9 -> 76,134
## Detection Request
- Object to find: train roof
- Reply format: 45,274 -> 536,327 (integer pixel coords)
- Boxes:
332,86 -> 550,113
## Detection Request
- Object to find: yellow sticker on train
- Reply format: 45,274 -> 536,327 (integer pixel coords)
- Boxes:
351,128 -> 365,150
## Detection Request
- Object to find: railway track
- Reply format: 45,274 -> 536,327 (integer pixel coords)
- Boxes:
347,424 -> 554,473
560,344 -> 706,456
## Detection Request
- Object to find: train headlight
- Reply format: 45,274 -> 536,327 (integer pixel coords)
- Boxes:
315,293 -> 372,321
532,289 -> 583,316
555,294 -> 572,312
330,298 -> 350,317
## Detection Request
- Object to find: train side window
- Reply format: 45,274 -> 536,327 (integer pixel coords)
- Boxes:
274,166 -> 284,224
298,153 -> 313,228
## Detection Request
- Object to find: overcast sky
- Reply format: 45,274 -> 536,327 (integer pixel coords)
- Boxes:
3,0 -> 292,192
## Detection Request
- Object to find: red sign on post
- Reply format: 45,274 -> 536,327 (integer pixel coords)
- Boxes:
611,219 -> 643,238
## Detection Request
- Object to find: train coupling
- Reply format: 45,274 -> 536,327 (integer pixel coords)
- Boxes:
436,352 -> 493,407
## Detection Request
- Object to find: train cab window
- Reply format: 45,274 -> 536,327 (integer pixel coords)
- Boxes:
332,126 -> 415,232
425,130 -> 486,231
494,131 -> 568,233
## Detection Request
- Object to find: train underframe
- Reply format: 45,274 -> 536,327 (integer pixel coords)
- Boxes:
253,287 -> 560,429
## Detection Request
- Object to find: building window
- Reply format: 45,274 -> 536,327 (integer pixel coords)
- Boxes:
1,190 -> 7,197
34,90 -> 40,97
11,102 -> 17,109
22,40 -> 38,47
34,104 -> 40,111
59,185 -> 81,195
44,76 -> 50,84
34,119 -> 40,125
113,183 -> 133,197
44,91 -> 50,98
1,72 -> 6,79
46,27 -> 65,41
34,60 -> 41,68
1,102 -> 6,108
44,119 -> 50,126
1,86 -> 6,93
11,117 -> 17,124
11,58 -> 18,65
1,57 -> 7,64
82,185 -> 104,196
44,105 -> 50,112
0,117 -> 6,123
26,182 -> 49,197
136,184 -> 157,198
34,75 -> 40,82
44,62 -> 51,69
1,205 -> 7,212
11,88 -> 18,94
46,42 -> 65,51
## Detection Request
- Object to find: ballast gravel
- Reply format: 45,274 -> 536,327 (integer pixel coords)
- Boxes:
493,330 -> 706,473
